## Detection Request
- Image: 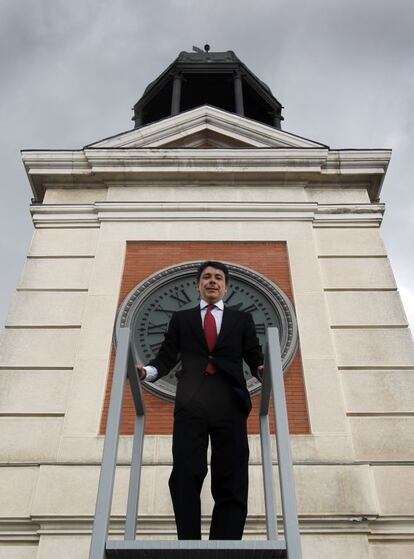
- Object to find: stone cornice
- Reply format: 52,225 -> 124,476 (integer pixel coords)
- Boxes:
83,146 -> 329,172
1,514 -> 413,540
22,147 -> 391,203
85,105 -> 327,149
30,201 -> 385,227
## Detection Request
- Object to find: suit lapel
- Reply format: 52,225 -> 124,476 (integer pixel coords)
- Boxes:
188,305 -> 207,349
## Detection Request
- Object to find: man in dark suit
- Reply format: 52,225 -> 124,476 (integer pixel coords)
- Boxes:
137,261 -> 263,540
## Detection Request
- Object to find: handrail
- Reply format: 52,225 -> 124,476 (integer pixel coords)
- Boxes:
89,327 -> 145,559
89,326 -> 302,558
260,327 -> 302,558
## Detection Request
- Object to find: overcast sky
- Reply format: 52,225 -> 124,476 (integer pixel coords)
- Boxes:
1,0 -> 413,332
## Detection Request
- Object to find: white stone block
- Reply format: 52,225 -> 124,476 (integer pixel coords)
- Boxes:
58,435 -> 173,466
18,257 -> 93,290
350,417 -> 414,461
62,358 -> 110,436
0,370 -> 71,414
326,290 -> 408,326
0,546 -> 38,559
107,184 -> 307,203
138,465 -> 174,516
290,433 -> 354,463
37,536 -> 90,559
306,187 -> 370,203
5,291 -> 87,327
245,465 -> 265,514
0,466 -> 38,516
301,358 -> 348,433
98,219 -> 312,243
288,239 -> 323,294
0,418 -> 62,462
58,435 -> 106,463
30,462 -> 376,524
134,434 -> 173,465
342,370 -> 414,412
58,432 -> 355,466
294,464 -> 376,514
316,227 -> 386,256
332,328 -> 414,368
43,187 -> 107,204
371,543 -> 414,559
294,292 -> 336,359
0,328 -> 79,368
301,534 -> 370,559
87,241 -> 125,296
31,465 -> 172,517
32,465 -> 102,516
372,465 -> 414,515
75,295 -> 118,360
29,228 -> 99,257
320,257 -> 396,289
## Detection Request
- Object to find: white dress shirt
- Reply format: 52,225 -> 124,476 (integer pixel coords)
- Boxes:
144,299 -> 224,382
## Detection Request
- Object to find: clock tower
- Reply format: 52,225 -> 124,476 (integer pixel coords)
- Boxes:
1,48 -> 413,559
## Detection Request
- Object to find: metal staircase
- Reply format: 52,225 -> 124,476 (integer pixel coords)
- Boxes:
89,327 -> 302,559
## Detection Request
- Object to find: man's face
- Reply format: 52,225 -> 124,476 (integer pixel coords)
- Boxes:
197,266 -> 227,304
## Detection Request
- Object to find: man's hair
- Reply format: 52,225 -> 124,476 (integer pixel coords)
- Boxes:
196,261 -> 229,284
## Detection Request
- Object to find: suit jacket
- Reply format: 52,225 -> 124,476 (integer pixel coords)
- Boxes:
149,305 -> 263,415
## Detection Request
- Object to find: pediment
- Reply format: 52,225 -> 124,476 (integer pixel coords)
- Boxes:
87,105 -> 328,150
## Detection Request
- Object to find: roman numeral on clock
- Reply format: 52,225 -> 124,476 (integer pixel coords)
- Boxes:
147,321 -> 168,335
227,301 -> 258,314
169,289 -> 191,307
150,341 -> 163,353
255,323 -> 266,335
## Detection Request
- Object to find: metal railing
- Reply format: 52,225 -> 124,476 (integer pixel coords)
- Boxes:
89,327 -> 302,558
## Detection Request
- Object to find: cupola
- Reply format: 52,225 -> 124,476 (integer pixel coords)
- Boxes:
133,46 -> 283,129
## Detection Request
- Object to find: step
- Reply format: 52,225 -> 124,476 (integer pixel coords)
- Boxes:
106,539 -> 287,559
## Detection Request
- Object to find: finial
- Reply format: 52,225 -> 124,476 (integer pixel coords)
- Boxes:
192,44 -> 211,54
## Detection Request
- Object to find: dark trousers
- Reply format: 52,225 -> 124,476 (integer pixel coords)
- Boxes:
169,373 -> 249,540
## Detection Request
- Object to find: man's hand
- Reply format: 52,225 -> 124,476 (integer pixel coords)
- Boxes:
136,364 -> 147,381
256,365 -> 264,382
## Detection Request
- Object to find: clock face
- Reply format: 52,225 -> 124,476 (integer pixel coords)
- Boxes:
116,261 -> 298,401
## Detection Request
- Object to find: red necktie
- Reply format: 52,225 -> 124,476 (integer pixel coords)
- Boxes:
204,304 -> 217,374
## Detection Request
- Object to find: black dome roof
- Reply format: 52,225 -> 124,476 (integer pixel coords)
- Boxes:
133,48 -> 283,129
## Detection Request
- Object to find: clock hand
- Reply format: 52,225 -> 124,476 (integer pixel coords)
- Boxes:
153,307 -> 182,315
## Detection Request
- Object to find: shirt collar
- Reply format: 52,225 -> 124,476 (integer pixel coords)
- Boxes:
200,299 -> 224,311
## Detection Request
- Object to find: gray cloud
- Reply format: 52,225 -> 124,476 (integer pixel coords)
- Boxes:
1,0 -> 413,329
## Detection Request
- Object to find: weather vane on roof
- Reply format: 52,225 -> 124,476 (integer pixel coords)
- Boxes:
192,44 -> 210,53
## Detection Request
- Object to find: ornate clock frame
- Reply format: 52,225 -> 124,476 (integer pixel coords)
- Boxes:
115,261 -> 298,401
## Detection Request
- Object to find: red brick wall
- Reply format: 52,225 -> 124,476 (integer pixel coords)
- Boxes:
100,241 -> 310,435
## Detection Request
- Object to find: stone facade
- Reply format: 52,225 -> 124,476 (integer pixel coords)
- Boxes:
1,106 -> 413,558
